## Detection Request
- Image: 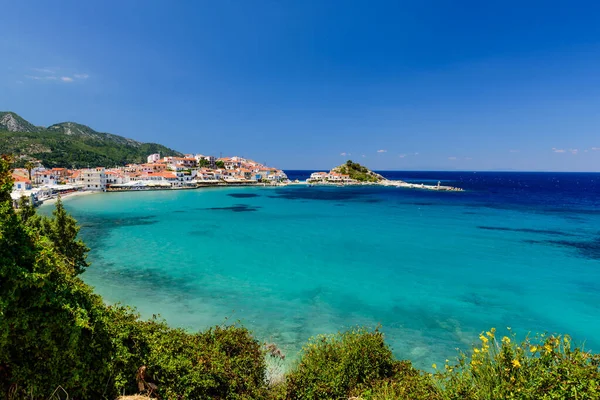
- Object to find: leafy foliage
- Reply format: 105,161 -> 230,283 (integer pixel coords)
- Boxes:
0,112 -> 182,168
285,328 -> 396,399
215,160 -> 225,169
436,328 -> 600,399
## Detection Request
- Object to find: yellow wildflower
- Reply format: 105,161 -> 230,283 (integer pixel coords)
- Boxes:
479,334 -> 488,344
486,330 -> 494,338
474,348 -> 480,353
432,363 -> 437,369
544,344 -> 552,354
530,346 -> 537,353
512,359 -> 521,368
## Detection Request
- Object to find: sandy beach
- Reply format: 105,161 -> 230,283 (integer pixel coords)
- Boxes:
41,190 -> 100,206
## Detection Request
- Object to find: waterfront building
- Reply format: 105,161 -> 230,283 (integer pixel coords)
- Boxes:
82,168 -> 107,191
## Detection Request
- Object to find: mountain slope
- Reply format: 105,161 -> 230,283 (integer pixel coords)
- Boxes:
0,112 -> 39,132
0,112 -> 183,168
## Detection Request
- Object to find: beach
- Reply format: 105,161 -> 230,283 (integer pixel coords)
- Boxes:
41,190 -> 100,206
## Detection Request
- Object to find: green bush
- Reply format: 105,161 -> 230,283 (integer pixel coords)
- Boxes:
285,327 -> 396,400
357,361 -> 441,400
437,328 -> 600,399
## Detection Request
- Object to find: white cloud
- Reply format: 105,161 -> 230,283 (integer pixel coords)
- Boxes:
509,149 -> 520,153
398,154 -> 406,158
465,157 -> 472,160
31,67 -> 56,74
377,149 -> 387,153
26,75 -> 57,81
340,152 -> 351,156
361,154 -> 366,158
26,68 -> 89,83
552,148 -> 566,153
448,156 -> 457,160
569,149 -> 578,155
592,147 -> 600,151
414,152 -> 419,156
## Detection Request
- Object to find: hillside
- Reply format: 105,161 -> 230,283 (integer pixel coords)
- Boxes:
0,111 -> 183,168
331,160 -> 386,182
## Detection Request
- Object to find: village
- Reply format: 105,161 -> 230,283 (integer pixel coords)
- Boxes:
10,153 -> 289,206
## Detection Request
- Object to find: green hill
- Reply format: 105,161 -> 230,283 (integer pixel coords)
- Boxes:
332,160 -> 386,182
0,111 -> 183,168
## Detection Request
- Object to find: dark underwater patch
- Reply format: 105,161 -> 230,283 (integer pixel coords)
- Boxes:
202,204 -> 260,212
189,229 -> 214,237
268,187 -> 374,202
227,193 -> 260,198
463,211 -> 478,215
360,198 -> 382,203
523,237 -> 600,260
546,238 -> 600,260
173,210 -> 186,213
478,226 -> 576,237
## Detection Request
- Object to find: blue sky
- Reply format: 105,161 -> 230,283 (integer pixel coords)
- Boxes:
1,1 -> 600,171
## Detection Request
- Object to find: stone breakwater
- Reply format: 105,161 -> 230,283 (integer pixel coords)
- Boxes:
381,180 -> 464,191
306,180 -> 464,191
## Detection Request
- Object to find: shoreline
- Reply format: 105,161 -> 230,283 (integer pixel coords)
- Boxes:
41,190 -> 100,206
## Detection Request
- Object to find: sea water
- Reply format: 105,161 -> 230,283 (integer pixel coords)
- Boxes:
41,171 -> 600,369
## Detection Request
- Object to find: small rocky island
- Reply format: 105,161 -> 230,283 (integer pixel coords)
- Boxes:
307,160 -> 463,191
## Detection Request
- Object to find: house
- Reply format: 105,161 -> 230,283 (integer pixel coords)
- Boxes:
194,154 -> 216,168
309,172 -> 329,181
217,157 -> 240,170
50,168 -> 69,182
141,163 -> 167,173
34,170 -> 57,186
147,153 -> 161,163
105,171 -> 129,185
12,175 -> 32,191
239,168 -> 254,180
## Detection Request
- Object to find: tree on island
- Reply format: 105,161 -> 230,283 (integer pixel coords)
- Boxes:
334,160 -> 383,182
215,160 -> 225,169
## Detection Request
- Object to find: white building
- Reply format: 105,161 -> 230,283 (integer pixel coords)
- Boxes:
309,172 -> 329,181
147,153 -> 161,163
194,154 -> 216,168
82,168 -> 107,191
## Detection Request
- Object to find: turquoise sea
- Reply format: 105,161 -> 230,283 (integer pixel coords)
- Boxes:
41,171 -> 600,369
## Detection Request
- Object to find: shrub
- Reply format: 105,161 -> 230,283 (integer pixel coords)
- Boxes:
285,327 -> 395,399
357,361 -> 441,400
437,328 -> 600,399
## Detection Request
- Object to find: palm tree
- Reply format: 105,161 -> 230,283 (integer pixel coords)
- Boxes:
24,161 -> 34,181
